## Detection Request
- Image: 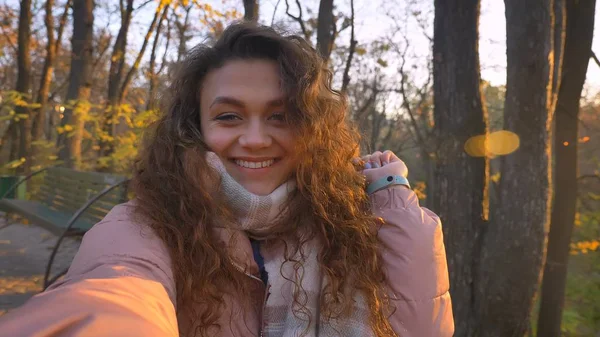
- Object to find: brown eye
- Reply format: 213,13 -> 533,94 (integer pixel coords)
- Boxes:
269,112 -> 286,121
215,113 -> 241,121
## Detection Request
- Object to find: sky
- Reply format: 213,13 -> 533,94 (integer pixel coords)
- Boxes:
259,0 -> 600,91
6,0 -> 600,92
479,0 -> 600,90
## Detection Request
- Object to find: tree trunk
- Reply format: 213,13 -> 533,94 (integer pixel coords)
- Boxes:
96,0 -> 169,165
107,0 -> 134,107
16,0 -> 32,174
316,0 -> 334,62
101,0 -> 134,157
32,0 -> 56,143
119,1 -> 168,103
175,4 -> 192,63
432,1 -> 488,336
340,0 -> 355,94
31,0 -> 70,163
9,121 -> 19,162
551,0 -> 566,110
147,4 -> 169,112
537,1 -> 596,336
477,1 -> 555,335
243,0 -> 258,22
58,0 -> 94,169
423,151 -> 434,209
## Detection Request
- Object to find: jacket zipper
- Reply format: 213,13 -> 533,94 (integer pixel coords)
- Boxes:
230,261 -> 270,337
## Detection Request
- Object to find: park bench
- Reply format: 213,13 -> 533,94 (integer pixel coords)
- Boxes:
0,167 -> 129,289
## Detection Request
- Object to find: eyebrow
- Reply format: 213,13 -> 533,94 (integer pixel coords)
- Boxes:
209,96 -> 285,109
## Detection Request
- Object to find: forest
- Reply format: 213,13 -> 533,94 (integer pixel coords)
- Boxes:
0,0 -> 599,336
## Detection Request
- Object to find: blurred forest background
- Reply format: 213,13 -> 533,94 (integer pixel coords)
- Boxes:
0,0 -> 599,336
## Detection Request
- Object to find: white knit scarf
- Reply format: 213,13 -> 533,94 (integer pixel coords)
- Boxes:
207,152 -> 374,337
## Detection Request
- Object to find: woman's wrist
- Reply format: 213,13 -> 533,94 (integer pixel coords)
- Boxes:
366,175 -> 410,195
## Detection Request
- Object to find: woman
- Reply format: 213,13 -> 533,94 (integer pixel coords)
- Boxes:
0,23 -> 453,336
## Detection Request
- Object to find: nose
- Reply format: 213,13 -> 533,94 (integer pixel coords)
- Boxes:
239,120 -> 272,149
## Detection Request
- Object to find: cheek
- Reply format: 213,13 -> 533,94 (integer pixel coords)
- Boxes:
274,129 -> 297,153
203,128 -> 234,153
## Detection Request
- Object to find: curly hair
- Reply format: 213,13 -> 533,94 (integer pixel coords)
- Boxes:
131,22 -> 395,336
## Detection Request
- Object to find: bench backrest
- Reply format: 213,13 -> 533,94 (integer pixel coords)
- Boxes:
37,167 -> 128,225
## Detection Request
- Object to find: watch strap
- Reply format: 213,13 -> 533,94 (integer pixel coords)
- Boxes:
366,175 -> 410,195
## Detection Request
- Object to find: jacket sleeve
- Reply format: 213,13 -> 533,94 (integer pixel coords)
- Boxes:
0,202 -> 179,337
371,186 -> 454,337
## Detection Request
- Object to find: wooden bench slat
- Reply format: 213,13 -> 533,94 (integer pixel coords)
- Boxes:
0,199 -> 96,235
2,167 -> 128,235
39,184 -> 126,205
47,167 -> 125,186
37,185 -> 123,222
1,168 -> 128,289
44,179 -> 101,199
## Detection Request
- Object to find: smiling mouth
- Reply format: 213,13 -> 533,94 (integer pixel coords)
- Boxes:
233,158 -> 279,169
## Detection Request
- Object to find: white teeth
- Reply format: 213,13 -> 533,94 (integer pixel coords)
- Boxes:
234,159 -> 275,169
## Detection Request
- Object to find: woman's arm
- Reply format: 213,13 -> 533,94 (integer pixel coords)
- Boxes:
0,202 -> 179,337
360,150 -> 454,337
371,185 -> 454,337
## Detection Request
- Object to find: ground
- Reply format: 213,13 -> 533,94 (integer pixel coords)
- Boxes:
0,215 -> 80,316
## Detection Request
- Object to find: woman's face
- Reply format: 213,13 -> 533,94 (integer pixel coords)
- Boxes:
200,59 -> 297,196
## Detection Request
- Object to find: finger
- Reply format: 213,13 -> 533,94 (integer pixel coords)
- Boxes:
381,150 -> 393,165
369,151 -> 383,168
388,152 -> 401,163
352,158 -> 364,170
361,154 -> 372,169
362,160 -> 409,184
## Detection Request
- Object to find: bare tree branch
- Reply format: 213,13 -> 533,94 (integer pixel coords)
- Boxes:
271,0 -> 282,26
414,15 -> 432,42
174,1 -> 193,63
591,50 -> 600,68
120,1 -> 170,102
284,0 -> 310,41
147,3 -> 169,111
53,0 -> 71,54
341,0 -> 356,93
157,16 -> 172,76
397,44 -> 427,150
92,32 -> 113,74
134,0 -> 154,11
577,174 -> 600,182
578,195 -> 600,220
91,34 -> 113,91
355,85 -> 378,118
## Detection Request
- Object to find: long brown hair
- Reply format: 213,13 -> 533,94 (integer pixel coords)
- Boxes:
131,22 -> 394,336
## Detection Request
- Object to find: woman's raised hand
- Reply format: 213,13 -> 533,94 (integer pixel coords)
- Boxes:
356,150 -> 408,184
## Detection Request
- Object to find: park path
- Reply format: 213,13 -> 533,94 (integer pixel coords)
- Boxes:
0,216 -> 80,316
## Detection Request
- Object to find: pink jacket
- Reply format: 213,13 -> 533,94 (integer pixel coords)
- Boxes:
0,186 -> 454,336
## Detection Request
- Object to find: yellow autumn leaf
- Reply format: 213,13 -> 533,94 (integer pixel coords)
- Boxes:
356,47 -> 367,56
